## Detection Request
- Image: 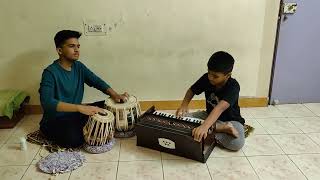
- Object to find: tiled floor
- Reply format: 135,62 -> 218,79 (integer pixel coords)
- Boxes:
1,104 -> 320,180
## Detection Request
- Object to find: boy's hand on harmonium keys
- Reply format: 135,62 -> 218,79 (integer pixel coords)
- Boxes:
176,105 -> 189,118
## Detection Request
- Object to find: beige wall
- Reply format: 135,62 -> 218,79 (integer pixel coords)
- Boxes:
257,0 -> 281,97
0,0 -> 280,104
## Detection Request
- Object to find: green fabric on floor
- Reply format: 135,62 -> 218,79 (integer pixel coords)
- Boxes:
244,124 -> 254,138
0,89 -> 29,119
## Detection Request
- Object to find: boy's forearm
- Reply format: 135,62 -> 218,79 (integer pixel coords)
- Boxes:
202,107 -> 222,129
105,87 -> 118,98
203,100 -> 230,128
56,101 -> 80,112
181,88 -> 194,107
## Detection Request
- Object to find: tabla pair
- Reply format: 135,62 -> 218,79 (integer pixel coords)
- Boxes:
83,95 -> 141,148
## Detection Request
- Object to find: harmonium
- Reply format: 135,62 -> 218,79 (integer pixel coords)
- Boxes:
136,106 -> 216,163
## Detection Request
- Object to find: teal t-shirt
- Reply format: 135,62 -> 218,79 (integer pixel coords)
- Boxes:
39,60 -> 110,127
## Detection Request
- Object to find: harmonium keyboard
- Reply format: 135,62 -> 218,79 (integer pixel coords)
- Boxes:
136,106 -> 216,163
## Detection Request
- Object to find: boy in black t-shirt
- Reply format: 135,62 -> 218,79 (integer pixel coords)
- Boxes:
176,51 -> 245,151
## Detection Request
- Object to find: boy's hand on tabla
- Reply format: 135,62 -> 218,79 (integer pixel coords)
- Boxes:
176,106 -> 189,117
77,105 -> 105,116
192,124 -> 209,142
112,92 -> 129,103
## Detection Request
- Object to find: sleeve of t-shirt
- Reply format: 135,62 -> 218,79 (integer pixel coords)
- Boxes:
190,74 -> 208,95
39,70 -> 59,112
221,81 -> 240,106
80,62 -> 111,92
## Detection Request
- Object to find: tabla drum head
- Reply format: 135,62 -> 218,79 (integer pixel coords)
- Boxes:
91,109 -> 114,123
105,96 -> 138,109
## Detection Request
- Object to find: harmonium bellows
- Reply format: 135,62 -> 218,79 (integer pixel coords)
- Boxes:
135,106 -> 216,163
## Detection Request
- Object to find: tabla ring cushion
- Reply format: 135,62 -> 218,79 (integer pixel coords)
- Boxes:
114,129 -> 136,138
83,138 -> 116,154
38,151 -> 86,174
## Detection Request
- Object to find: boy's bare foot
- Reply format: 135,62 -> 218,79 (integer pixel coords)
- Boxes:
225,122 -> 239,138
216,122 -> 239,138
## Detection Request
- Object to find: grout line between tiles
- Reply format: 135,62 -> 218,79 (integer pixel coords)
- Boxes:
263,134 -> 286,155
302,104 -> 319,117
83,161 -> 119,164
244,155 -> 261,180
160,152 -> 165,180
115,139 -> 121,180
286,117 -> 320,150
19,164 -> 32,180
286,154 -> 308,180
118,159 -> 161,162
2,128 -> 17,144
288,118 -> 317,134
307,133 -> 320,146
304,133 -> 320,148
68,171 -> 72,180
205,162 -> 213,180
0,164 -> 31,167
245,152 -> 320,157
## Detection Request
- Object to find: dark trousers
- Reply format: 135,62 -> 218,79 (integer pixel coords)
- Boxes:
40,101 -> 105,148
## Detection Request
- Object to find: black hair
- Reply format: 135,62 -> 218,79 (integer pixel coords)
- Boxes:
54,30 -> 82,48
207,51 -> 234,74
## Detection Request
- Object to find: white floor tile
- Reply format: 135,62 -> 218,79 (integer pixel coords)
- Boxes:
242,135 -> 284,156
272,134 -> 320,154
289,154 -> 320,180
257,118 -> 303,134
207,157 -> 259,180
276,104 -> 315,117
248,155 -> 306,180
248,106 -> 285,118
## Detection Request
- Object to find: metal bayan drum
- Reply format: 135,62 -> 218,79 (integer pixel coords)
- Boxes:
83,109 -> 115,146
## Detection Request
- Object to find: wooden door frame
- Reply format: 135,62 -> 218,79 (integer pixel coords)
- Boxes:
268,0 -> 284,104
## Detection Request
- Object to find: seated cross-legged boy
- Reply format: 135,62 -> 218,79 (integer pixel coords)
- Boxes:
39,30 -> 128,148
176,51 -> 245,151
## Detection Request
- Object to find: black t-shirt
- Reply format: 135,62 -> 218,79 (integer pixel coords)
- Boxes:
190,73 -> 245,125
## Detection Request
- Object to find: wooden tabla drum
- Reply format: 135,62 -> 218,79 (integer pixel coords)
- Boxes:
83,110 -> 115,146
105,96 -> 141,132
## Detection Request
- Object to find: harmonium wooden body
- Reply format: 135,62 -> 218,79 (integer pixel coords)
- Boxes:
135,106 -> 216,163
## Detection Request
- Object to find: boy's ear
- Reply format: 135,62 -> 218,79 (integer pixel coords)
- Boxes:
226,72 -> 232,78
56,47 -> 63,55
